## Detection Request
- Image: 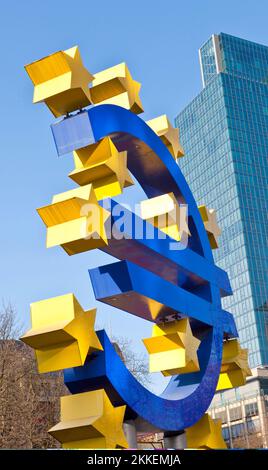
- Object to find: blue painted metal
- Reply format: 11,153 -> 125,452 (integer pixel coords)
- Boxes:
53,104 -> 238,431
100,199 -> 232,298
89,260 -> 236,335
64,327 -> 221,430
51,111 -> 95,155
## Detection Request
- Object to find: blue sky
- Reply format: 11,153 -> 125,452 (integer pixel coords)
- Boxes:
1,0 -> 268,391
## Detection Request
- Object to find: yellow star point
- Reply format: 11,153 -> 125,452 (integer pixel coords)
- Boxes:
20,293 -> 102,374
140,192 -> 190,241
48,389 -> 128,449
147,115 -> 184,159
199,205 -> 221,249
143,318 -> 200,376
37,184 -> 110,255
217,339 -> 252,391
25,45 -> 94,117
90,62 -> 143,114
68,137 -> 134,199
186,414 -> 227,449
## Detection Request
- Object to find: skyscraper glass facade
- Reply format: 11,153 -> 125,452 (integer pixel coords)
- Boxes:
175,33 -> 268,368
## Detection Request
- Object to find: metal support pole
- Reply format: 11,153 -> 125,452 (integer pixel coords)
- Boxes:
164,431 -> 187,449
123,420 -> 138,448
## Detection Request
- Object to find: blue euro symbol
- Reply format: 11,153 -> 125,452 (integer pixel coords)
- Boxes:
51,105 -> 237,431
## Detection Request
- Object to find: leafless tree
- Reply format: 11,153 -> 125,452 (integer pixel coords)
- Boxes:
0,305 -> 151,448
232,432 -> 264,449
112,335 -> 150,386
0,303 -> 66,448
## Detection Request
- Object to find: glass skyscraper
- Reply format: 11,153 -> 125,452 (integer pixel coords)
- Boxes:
175,33 -> 268,368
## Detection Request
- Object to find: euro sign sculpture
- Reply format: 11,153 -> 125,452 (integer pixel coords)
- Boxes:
21,46 -> 251,449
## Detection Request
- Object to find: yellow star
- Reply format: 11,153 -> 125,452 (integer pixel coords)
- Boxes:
186,414 -> 227,449
25,46 -> 94,117
143,318 -> 200,376
20,293 -> 102,374
68,137 -> 134,199
37,184 -> 110,255
147,115 -> 184,159
49,389 -> 128,449
217,339 -> 252,391
199,205 -> 221,249
140,192 -> 190,241
90,62 -> 143,114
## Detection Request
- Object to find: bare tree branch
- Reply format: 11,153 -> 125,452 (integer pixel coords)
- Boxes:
111,335 -> 151,386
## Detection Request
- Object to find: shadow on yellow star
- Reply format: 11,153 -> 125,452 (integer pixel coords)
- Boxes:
20,293 -> 102,373
217,339 -> 252,391
199,205 -> 221,249
186,413 -> 227,449
37,184 -> 110,255
25,46 -> 94,117
147,115 -> 184,159
143,318 -> 200,376
49,389 -> 128,449
90,63 -> 143,114
140,192 -> 190,241
69,137 -> 134,199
